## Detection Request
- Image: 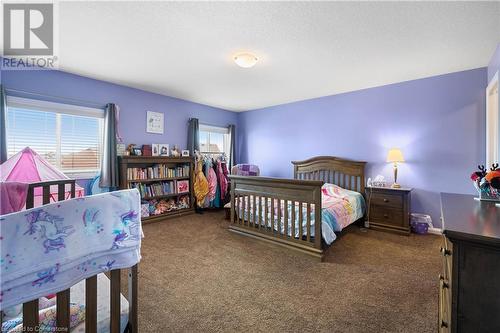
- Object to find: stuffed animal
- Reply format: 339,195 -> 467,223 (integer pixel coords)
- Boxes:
155,200 -> 169,214
485,163 -> 500,188
148,200 -> 158,214
178,195 -> 190,209
127,144 -> 136,156
471,165 -> 487,181
471,164 -> 500,196
165,199 -> 176,211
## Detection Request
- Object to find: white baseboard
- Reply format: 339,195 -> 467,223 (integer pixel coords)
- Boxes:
366,221 -> 442,235
427,227 -> 442,235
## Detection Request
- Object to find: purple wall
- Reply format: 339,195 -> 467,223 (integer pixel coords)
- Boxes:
488,44 -> 500,83
1,69 -> 237,189
1,65 -> 491,227
1,70 -> 237,149
238,68 -> 487,228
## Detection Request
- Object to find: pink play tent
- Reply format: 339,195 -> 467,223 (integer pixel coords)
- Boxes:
0,147 -> 84,211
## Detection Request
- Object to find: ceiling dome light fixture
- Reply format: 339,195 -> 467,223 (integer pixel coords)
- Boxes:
234,52 -> 258,68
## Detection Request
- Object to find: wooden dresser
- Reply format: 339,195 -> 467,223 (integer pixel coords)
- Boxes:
440,193 -> 500,333
367,186 -> 412,234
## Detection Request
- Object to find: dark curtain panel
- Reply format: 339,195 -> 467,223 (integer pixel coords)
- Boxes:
100,103 -> 119,188
187,118 -> 200,154
0,85 -> 7,163
228,124 -> 236,168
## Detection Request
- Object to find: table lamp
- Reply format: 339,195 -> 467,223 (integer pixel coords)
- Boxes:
386,148 -> 405,188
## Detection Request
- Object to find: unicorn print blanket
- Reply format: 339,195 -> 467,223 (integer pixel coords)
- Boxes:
0,189 -> 142,309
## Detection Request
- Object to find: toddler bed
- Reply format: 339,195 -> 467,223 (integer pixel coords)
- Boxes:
0,180 -> 140,333
229,156 -> 366,261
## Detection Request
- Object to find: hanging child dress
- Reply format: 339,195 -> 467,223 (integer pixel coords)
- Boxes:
218,160 -> 228,201
194,160 -> 209,207
202,160 -> 211,208
212,160 -> 221,208
207,165 -> 217,202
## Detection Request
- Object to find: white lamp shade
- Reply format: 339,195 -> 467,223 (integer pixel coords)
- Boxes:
386,148 -> 405,163
234,53 -> 258,68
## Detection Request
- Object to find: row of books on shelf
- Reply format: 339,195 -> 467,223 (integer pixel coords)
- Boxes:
127,164 -> 190,180
130,180 -> 189,198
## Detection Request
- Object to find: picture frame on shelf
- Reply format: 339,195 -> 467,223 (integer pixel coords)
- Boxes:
142,144 -> 152,156
146,111 -> 164,134
133,148 -> 142,156
116,143 -> 126,156
171,145 -> 180,157
181,150 -> 190,157
159,144 -> 169,156
152,144 -> 160,156
176,180 -> 189,193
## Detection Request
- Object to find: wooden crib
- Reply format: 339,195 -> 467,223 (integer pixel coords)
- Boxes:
0,179 -> 138,333
229,156 -> 366,261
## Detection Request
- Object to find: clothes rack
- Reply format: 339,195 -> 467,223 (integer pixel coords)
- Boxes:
193,150 -> 229,211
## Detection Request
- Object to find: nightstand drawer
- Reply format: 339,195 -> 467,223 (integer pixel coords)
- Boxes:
366,187 -> 411,234
370,206 -> 403,226
370,192 -> 403,209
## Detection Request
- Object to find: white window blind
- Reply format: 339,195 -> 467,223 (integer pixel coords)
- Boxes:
199,124 -> 230,159
6,97 -> 104,174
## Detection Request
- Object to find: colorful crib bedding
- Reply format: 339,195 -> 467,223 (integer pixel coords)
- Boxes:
236,183 -> 365,244
1,274 -> 129,333
0,189 -> 142,309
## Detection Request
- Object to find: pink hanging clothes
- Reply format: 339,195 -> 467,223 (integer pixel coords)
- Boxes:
207,167 -> 217,201
217,161 -> 229,200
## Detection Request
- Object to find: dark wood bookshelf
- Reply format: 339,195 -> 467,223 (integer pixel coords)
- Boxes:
127,176 -> 190,183
142,191 -> 191,201
142,208 -> 193,222
118,156 -> 195,223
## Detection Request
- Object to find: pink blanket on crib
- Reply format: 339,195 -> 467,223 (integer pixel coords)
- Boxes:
0,182 -> 29,215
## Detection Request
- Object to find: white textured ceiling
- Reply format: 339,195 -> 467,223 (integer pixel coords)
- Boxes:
56,1 -> 500,111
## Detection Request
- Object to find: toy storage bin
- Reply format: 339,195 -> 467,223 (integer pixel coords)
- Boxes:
141,202 -> 150,218
410,213 -> 433,234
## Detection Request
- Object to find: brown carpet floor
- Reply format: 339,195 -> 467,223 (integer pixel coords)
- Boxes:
136,211 -> 440,333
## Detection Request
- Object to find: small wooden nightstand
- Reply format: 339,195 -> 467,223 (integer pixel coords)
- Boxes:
366,186 -> 412,234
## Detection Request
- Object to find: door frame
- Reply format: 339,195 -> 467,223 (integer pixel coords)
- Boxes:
486,71 -> 499,167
